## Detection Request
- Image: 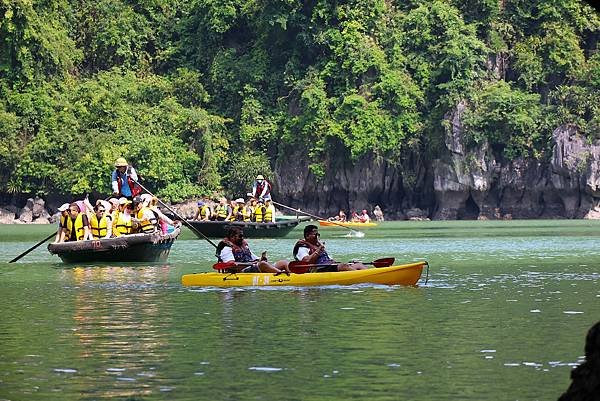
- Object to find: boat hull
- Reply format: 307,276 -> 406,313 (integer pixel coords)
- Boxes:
186,218 -> 310,238
181,261 -> 426,287
47,229 -> 180,263
318,220 -> 378,228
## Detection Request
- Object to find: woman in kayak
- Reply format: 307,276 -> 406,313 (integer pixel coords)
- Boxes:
293,225 -> 367,271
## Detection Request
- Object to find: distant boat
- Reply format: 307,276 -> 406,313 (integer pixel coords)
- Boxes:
186,217 -> 311,238
318,220 -> 378,228
181,261 -> 427,287
47,228 -> 180,263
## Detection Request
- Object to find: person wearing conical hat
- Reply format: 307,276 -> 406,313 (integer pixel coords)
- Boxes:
251,174 -> 272,202
111,157 -> 140,199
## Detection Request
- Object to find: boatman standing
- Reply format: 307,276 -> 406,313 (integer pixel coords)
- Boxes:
251,174 -> 272,202
111,157 -> 141,200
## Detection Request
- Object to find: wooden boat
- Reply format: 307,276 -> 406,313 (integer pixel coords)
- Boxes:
181,261 -> 427,287
186,217 -> 311,238
47,228 -> 180,263
318,220 -> 378,228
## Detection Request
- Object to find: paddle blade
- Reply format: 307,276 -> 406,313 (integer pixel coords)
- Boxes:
371,257 -> 395,267
213,261 -> 236,271
288,261 -> 310,274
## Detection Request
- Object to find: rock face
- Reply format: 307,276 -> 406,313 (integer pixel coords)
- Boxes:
274,112 -> 600,220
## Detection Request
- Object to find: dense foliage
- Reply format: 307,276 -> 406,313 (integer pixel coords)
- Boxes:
1,0 -> 599,200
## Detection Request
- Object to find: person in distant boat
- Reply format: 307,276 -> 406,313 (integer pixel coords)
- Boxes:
216,227 -> 290,274
251,174 -> 272,201
111,157 -> 141,199
194,200 -> 212,221
132,196 -> 158,233
241,199 -> 253,222
214,197 -> 232,221
54,203 -> 71,243
253,198 -> 265,222
328,209 -> 346,222
263,199 -> 276,223
229,198 -> 245,221
112,198 -> 134,237
59,203 -> 92,242
373,205 -> 384,222
144,194 -> 180,234
89,202 -> 112,239
350,210 -> 359,222
357,209 -> 371,223
293,225 -> 367,271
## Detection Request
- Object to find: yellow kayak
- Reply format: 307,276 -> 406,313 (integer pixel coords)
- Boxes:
318,220 -> 378,227
181,261 -> 427,287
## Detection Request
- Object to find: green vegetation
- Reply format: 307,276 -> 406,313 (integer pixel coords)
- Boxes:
1,0 -> 599,200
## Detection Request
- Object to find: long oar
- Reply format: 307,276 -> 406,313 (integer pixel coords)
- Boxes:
288,257 -> 395,274
9,231 -> 57,263
132,179 -> 218,249
271,201 -> 365,237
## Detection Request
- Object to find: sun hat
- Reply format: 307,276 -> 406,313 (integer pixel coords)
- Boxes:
119,197 -> 131,205
108,198 -> 119,205
114,157 -> 128,167
256,174 -> 264,180
235,198 -> 245,203
57,203 -> 70,212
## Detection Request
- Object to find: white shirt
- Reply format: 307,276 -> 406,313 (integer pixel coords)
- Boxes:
295,246 -> 310,261
219,246 -> 259,263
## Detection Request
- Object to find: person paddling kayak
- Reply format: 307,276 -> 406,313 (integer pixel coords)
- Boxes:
216,227 -> 290,274
293,225 -> 367,271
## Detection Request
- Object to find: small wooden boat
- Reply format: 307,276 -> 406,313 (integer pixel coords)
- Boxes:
47,228 -> 180,263
181,261 -> 427,287
186,217 -> 311,238
318,220 -> 378,228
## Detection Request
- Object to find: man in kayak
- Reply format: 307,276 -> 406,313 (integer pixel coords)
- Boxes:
293,225 -> 367,271
216,227 -> 290,274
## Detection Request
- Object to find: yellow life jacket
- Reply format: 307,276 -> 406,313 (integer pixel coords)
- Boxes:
113,211 -> 133,236
64,214 -> 86,241
137,207 -> 157,233
199,205 -> 211,220
228,205 -> 240,221
215,204 -> 229,220
254,205 -> 264,223
90,214 -> 109,239
264,204 -> 274,222
242,206 -> 252,222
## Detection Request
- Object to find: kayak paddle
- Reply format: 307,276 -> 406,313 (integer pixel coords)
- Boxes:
288,257 -> 395,274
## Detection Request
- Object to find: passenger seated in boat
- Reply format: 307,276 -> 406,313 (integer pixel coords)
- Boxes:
59,203 -> 92,242
132,196 -> 158,233
90,202 -> 112,239
54,203 -> 71,243
216,227 -> 290,274
293,225 -> 367,271
145,194 -> 180,234
358,209 -> 371,223
194,200 -> 212,221
214,197 -> 232,221
253,199 -> 265,222
263,199 -> 276,223
229,198 -> 245,221
350,210 -> 359,222
112,198 -> 134,237
328,210 -> 346,222
241,200 -> 253,222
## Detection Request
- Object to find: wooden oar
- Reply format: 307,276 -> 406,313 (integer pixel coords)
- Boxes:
132,179 -> 218,249
288,257 -> 395,274
8,231 -> 57,263
271,201 -> 365,237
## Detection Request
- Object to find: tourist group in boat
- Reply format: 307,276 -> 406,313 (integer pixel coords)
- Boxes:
53,157 -> 180,243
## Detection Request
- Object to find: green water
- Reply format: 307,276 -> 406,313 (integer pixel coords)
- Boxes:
1,220 -> 599,401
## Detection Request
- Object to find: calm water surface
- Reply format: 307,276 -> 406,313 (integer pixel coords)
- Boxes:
1,220 -> 599,401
